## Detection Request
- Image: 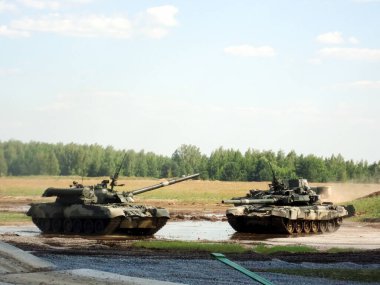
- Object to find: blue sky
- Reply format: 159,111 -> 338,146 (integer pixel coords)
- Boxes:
0,0 -> 379,162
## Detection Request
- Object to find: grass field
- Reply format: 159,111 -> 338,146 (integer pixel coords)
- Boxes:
0,176 -> 262,203
252,244 -> 319,254
0,176 -> 379,223
347,196 -> 380,221
132,240 -> 247,253
0,176 -> 378,203
0,212 -> 31,223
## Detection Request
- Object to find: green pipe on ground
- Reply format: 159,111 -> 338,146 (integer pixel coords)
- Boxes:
211,253 -> 275,285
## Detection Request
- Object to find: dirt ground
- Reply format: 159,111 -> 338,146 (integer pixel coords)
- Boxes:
1,180 -> 380,268
2,232 -> 379,265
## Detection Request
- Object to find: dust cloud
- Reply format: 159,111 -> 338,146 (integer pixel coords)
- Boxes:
310,182 -> 380,203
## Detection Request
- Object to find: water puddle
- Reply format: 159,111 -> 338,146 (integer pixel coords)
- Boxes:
0,221 -> 282,242
156,220 -> 234,241
0,225 -> 39,236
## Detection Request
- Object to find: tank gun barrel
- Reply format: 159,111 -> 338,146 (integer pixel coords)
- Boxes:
127,173 -> 200,196
222,198 -> 277,205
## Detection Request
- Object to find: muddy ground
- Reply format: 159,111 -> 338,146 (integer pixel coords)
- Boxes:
1,219 -> 380,266
1,233 -> 379,264
1,207 -> 380,283
1,187 -> 380,270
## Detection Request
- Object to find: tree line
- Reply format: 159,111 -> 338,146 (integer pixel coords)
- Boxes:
0,140 -> 379,183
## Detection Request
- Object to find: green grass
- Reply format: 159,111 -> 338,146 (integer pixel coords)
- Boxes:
345,196 -> 380,221
326,247 -> 362,253
252,244 -> 318,254
131,240 -> 247,253
0,212 -> 31,223
260,268 -> 380,283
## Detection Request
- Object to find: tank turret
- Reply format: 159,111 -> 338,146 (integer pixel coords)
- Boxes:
27,153 -> 200,236
223,162 -> 348,235
41,173 -> 199,205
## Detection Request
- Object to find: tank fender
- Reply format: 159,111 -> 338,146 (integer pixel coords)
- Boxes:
226,206 -> 246,216
63,205 -> 125,219
154,208 -> 170,218
27,203 -> 64,219
270,208 -> 289,218
271,207 -> 299,220
290,208 -> 300,220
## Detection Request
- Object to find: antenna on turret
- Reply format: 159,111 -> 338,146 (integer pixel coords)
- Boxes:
268,161 -> 281,191
110,152 -> 127,190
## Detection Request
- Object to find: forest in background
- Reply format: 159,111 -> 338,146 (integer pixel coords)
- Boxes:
0,140 -> 379,183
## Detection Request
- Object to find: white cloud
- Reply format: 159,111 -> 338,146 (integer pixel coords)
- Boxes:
18,0 -> 93,10
316,32 -> 344,44
19,0 -> 61,10
348,36 -> 359,44
224,45 -> 276,57
1,5 -> 178,39
308,58 -> 322,65
139,5 -> 178,39
0,1 -> 17,12
146,5 -> 178,27
337,80 -> 380,89
0,25 -> 30,38
0,68 -> 21,76
11,14 -> 133,38
318,47 -> 380,61
316,32 -> 360,45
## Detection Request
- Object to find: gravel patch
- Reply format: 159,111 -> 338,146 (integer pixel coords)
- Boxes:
38,253 -> 380,285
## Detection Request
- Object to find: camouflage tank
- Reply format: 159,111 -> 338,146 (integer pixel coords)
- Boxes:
27,154 -> 199,236
222,165 -> 348,234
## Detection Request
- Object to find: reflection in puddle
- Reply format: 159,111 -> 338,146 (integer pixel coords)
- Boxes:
155,221 -> 234,241
155,221 -> 282,241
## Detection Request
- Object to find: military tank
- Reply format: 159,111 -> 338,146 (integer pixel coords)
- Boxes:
222,165 -> 348,234
27,154 -> 199,236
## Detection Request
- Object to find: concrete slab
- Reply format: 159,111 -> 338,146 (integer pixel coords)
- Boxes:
0,269 -> 184,285
0,241 -> 54,273
0,241 -> 184,285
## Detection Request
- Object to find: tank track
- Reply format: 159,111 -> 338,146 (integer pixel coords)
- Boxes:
118,217 -> 168,236
227,215 -> 342,234
32,217 -> 122,235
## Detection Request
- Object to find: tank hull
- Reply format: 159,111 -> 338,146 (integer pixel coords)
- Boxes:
27,202 -> 169,236
226,204 -> 347,234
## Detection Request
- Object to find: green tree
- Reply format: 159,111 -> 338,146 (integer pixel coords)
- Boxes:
326,154 -> 347,182
0,144 -> 8,176
172,144 -> 202,175
135,150 -> 148,177
146,152 -> 159,177
296,155 -> 328,182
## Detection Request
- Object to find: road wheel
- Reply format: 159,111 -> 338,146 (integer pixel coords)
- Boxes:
63,219 -> 73,234
303,221 -> 311,234
51,218 -> 63,233
319,221 -> 327,233
294,221 -> 303,234
40,218 -> 51,233
326,220 -> 336,232
283,219 -> 294,234
83,219 -> 94,234
72,219 -> 82,234
310,221 -> 319,233
335,218 -> 342,231
94,219 -> 105,234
